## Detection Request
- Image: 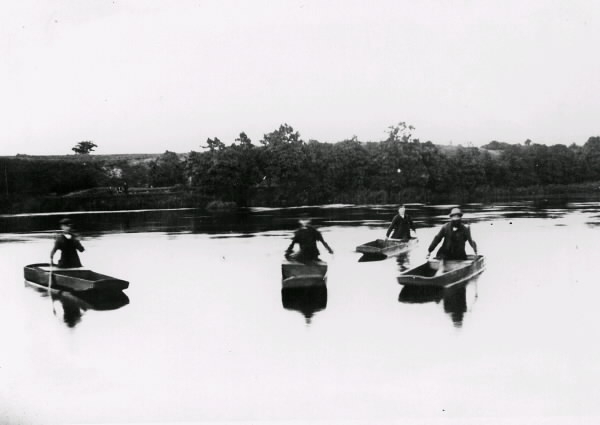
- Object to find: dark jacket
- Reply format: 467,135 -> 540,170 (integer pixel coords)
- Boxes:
286,226 -> 329,262
52,233 -> 85,268
386,214 -> 415,240
428,222 -> 476,260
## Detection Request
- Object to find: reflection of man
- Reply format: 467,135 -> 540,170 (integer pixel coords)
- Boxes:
285,219 -> 333,263
396,252 -> 410,272
386,204 -> 416,241
427,208 -> 477,260
444,285 -> 468,328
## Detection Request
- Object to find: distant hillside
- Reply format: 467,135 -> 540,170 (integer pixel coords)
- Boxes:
0,153 -> 170,162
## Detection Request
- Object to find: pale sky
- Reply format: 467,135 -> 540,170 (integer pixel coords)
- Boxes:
1,0 -> 599,155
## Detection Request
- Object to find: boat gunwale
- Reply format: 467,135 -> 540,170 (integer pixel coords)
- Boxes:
356,238 -> 417,255
23,263 -> 129,291
25,263 -> 115,282
397,255 -> 485,288
281,260 -> 328,285
282,275 -> 327,289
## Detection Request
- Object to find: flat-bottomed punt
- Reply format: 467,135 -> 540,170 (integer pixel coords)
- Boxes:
397,255 -> 485,288
24,263 -> 129,292
356,238 -> 417,257
281,260 -> 327,288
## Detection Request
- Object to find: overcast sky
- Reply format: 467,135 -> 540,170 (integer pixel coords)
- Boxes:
1,0 -> 599,155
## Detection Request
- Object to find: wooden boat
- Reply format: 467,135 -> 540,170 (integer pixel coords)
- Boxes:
281,259 -> 327,288
24,263 -> 129,292
397,255 -> 485,288
356,238 -> 417,257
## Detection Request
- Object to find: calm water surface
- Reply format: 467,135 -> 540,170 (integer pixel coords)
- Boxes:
1,202 -> 600,424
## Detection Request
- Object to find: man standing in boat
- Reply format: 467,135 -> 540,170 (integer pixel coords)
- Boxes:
386,204 -> 416,241
427,207 -> 477,260
50,218 -> 85,268
285,218 -> 333,263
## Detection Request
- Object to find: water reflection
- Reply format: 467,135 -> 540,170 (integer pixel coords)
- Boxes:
3,200 -> 600,239
25,282 -> 129,328
281,285 -> 327,324
357,249 -> 413,266
398,278 -> 479,327
396,252 -> 411,272
357,253 -> 386,262
442,285 -> 469,327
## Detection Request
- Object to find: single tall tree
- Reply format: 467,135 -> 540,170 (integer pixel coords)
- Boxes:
72,141 -> 98,154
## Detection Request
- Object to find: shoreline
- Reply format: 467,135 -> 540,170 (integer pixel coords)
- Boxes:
1,182 -> 599,215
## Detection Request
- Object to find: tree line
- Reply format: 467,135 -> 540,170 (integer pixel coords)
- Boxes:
2,123 -> 600,207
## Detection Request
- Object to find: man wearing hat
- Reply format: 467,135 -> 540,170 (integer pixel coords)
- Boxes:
427,207 -> 477,260
50,218 -> 85,268
285,218 -> 333,263
385,204 -> 416,241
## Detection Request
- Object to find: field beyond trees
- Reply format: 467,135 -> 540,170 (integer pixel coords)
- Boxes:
2,123 -> 600,213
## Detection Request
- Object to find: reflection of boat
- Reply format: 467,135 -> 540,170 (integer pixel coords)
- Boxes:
24,263 -> 129,292
397,255 -> 485,288
281,260 -> 327,288
398,279 -> 479,328
398,285 -> 443,304
25,281 -> 130,328
281,285 -> 327,324
358,253 -> 387,262
356,238 -> 417,257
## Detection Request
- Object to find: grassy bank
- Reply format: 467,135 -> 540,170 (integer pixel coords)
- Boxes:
1,191 -> 209,214
2,181 -> 599,215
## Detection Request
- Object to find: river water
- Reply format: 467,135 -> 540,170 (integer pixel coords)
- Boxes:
1,202 -> 599,424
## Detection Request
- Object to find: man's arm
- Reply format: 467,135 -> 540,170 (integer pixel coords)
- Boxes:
320,239 -> 334,254
386,216 -> 398,238
285,238 -> 296,255
427,226 -> 445,256
285,231 -> 299,255
75,238 -> 85,252
409,216 -> 416,234
50,237 -> 59,265
317,231 -> 333,254
466,226 -> 478,254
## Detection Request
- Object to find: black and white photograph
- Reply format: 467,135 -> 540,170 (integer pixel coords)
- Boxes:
1,1 -> 600,424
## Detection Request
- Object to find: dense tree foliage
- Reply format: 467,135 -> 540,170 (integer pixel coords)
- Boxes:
2,128 -> 600,207
182,128 -> 600,205
0,158 -> 106,196
148,151 -> 184,187
186,134 -> 262,205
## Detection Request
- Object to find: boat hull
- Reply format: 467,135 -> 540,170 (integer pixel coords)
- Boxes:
24,263 -> 129,292
356,238 -> 417,257
282,276 -> 326,289
281,260 -> 327,288
397,255 -> 485,288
